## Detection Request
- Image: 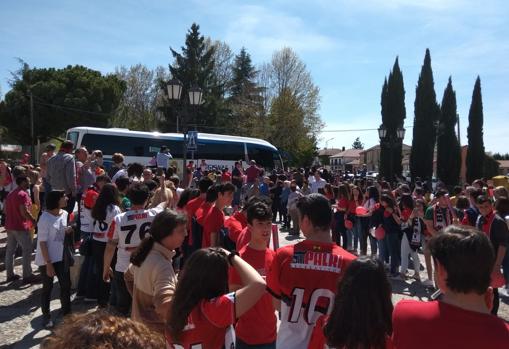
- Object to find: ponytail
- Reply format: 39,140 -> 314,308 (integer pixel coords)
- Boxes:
130,235 -> 155,267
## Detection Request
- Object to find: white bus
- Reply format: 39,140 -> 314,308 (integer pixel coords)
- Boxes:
66,127 -> 284,170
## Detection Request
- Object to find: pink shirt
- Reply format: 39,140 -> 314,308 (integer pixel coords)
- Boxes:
5,187 -> 32,231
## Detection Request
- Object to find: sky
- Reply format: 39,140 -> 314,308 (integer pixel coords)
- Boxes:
1,0 -> 508,153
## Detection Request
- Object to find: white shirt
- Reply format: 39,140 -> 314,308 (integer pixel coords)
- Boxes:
93,205 -> 122,242
35,211 -> 68,266
111,168 -> 128,183
156,152 -> 173,169
108,204 -> 165,272
310,178 -> 327,193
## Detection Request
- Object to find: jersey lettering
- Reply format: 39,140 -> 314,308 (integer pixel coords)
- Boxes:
287,288 -> 335,325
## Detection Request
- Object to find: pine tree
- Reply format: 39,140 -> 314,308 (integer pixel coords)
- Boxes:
466,77 -> 485,183
352,137 -> 364,149
165,23 -> 227,132
379,57 -> 406,181
410,49 -> 440,181
437,77 -> 461,186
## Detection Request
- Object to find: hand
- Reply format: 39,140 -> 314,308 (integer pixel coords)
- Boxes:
103,267 -> 113,283
46,263 -> 56,278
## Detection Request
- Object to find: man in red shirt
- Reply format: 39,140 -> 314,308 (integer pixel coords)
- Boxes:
4,175 -> 39,283
183,177 -> 213,257
245,160 -> 261,185
202,183 -> 235,248
267,193 -> 356,349
392,225 -> 509,349
224,204 -> 249,245
229,200 -> 276,348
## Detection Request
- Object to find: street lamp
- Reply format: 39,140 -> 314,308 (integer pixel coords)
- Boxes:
378,124 -> 405,183
324,137 -> 335,149
165,79 -> 203,183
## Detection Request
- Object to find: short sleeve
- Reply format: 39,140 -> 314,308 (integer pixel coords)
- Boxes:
201,292 -> 235,328
37,216 -> 49,242
266,251 -> 282,298
107,216 -> 119,240
21,191 -> 31,207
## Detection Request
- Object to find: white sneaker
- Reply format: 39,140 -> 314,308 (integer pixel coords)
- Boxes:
422,279 -> 434,287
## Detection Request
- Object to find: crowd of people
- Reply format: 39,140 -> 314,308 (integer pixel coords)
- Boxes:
0,140 -> 508,348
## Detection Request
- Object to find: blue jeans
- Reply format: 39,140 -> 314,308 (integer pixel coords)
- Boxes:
378,237 -> 389,264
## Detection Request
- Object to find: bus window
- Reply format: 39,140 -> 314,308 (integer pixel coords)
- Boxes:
247,143 -> 278,169
67,131 -> 79,147
196,139 -> 244,161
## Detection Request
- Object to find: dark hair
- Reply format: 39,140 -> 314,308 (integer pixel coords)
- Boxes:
476,195 -> 491,206
91,184 -> 120,222
337,183 -> 351,201
115,176 -> 131,192
198,177 -> 214,193
435,189 -> 448,198
247,201 -> 273,224
380,194 -> 395,209
169,175 -> 180,187
366,186 -> 379,202
127,163 -> 144,178
216,182 -> 236,194
453,186 -> 463,196
127,183 -> 150,206
324,257 -> 393,349
296,193 -> 332,231
168,248 -> 229,340
428,225 -> 494,294
41,310 -> 164,349
495,197 -> 509,217
60,140 -> 74,151
15,174 -> 29,186
130,210 -> 187,267
455,196 -> 470,210
177,188 -> 200,209
46,190 -> 66,211
144,179 -> 158,192
95,174 -> 111,184
399,194 -> 414,210
205,185 -> 218,203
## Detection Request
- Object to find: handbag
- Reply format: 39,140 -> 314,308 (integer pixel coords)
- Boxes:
79,233 -> 93,256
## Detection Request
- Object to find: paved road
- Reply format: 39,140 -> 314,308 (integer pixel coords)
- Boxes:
1,226 -> 508,348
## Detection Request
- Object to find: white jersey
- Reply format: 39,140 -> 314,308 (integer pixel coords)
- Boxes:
93,205 -> 122,243
79,194 -> 94,233
107,205 -> 165,272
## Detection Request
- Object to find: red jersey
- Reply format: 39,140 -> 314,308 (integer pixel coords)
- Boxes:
392,300 -> 509,349
224,211 -> 247,243
202,206 -> 225,248
267,240 -> 356,349
195,201 -> 213,226
229,245 -> 276,345
337,198 -> 348,211
236,226 -> 251,252
221,172 -> 232,183
185,196 -> 205,245
308,315 -> 394,349
5,187 -> 32,231
166,293 -> 236,349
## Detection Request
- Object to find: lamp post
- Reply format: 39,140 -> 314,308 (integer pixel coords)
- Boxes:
324,137 -> 335,149
378,124 -> 405,184
166,79 -> 203,180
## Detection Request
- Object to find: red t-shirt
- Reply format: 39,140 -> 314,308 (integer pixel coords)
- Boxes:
224,211 -> 247,243
308,315 -> 394,349
185,196 -> 205,245
246,166 -> 260,183
267,240 -> 356,349
202,206 -> 225,248
392,300 -> 509,349
229,245 -> 276,345
221,172 -> 232,183
166,293 -> 236,349
236,226 -> 251,252
5,187 -> 32,231
195,201 -> 213,227
337,198 -> 348,211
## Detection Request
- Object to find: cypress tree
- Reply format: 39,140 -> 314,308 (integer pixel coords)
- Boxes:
410,49 -> 440,181
466,76 -> 485,183
379,57 -> 406,181
437,77 -> 461,186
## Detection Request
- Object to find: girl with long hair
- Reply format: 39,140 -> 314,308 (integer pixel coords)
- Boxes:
350,185 -> 364,254
125,209 -> 188,336
166,247 -> 266,348
357,185 -> 379,256
334,183 -> 351,248
380,194 -> 401,278
308,257 -> 394,349
91,183 -> 121,307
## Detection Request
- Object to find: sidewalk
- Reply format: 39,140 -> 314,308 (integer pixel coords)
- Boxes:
1,226 -> 508,348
